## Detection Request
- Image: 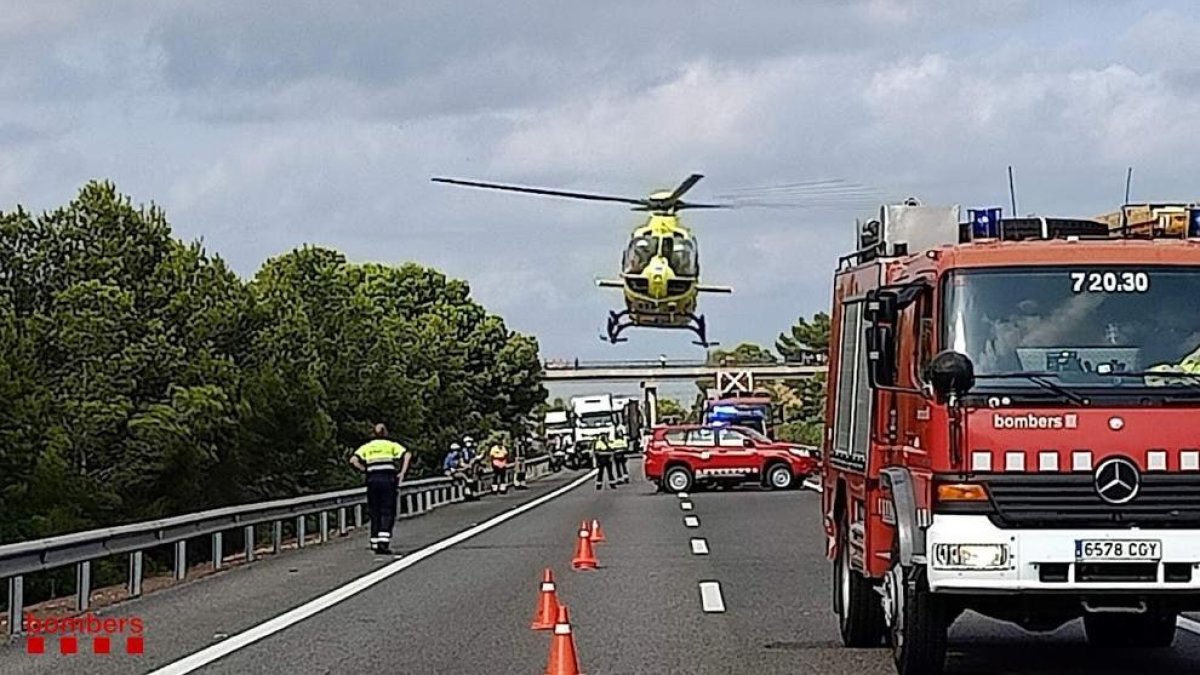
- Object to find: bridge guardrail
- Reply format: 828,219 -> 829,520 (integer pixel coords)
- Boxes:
1,456 -> 554,636
542,359 -> 827,370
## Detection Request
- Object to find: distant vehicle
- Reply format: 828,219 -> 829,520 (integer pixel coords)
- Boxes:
571,394 -> 617,445
643,423 -> 817,493
542,409 -> 573,448
702,396 -> 774,437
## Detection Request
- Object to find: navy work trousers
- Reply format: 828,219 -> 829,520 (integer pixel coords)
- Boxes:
366,471 -> 398,542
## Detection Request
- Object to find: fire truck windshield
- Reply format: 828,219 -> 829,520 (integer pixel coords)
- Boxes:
943,266 -> 1200,393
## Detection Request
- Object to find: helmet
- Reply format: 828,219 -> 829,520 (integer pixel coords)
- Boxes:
463,435 -> 474,444
450,442 -> 461,451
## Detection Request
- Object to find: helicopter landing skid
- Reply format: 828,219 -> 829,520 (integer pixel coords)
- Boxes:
603,310 -> 716,348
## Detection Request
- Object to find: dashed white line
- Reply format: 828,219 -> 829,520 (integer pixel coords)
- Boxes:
681,501 -> 694,511
699,581 -> 726,612
690,538 -> 709,555
677,492 -> 689,499
1178,616 -> 1200,635
147,470 -> 598,675
684,515 -> 700,528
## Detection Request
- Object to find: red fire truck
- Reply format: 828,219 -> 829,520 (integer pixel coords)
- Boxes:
822,200 -> 1200,674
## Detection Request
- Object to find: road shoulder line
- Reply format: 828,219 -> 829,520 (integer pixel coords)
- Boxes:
148,470 -> 598,675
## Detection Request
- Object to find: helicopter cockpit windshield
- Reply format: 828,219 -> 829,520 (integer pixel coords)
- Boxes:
664,234 -> 698,277
624,235 -> 656,274
624,234 -> 699,276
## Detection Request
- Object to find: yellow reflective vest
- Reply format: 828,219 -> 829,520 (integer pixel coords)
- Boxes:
354,439 -> 407,472
489,446 -> 509,469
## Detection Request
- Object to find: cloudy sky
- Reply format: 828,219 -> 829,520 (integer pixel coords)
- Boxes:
4,0 -> 1200,361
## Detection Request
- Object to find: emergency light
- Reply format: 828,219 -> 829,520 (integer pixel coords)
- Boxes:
968,208 -> 1002,239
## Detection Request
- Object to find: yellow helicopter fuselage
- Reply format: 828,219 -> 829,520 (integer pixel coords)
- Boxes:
619,212 -> 700,327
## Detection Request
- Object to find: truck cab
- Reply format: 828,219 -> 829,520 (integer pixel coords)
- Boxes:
542,410 -> 573,450
571,394 -> 616,447
822,201 -> 1200,674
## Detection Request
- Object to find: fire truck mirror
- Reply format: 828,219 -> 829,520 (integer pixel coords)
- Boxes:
865,325 -> 897,388
925,350 -> 975,402
864,289 -> 899,324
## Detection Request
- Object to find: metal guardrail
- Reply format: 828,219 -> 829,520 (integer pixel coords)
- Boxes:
1,456 -> 553,636
542,359 -> 827,370
543,359 -> 708,369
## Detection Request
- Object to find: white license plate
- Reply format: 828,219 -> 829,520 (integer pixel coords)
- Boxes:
1075,539 -> 1162,561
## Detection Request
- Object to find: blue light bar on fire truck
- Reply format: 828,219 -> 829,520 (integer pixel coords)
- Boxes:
968,207 -> 1002,239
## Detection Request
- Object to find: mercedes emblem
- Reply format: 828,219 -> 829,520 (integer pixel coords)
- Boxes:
1093,457 -> 1140,505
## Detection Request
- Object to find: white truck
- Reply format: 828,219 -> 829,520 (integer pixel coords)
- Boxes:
542,410 -> 573,449
571,394 -> 617,445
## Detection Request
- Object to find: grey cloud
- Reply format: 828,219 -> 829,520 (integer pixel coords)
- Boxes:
6,0 -> 1200,360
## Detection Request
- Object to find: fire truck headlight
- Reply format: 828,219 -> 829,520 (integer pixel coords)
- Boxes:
788,448 -> 811,458
932,543 -> 1010,570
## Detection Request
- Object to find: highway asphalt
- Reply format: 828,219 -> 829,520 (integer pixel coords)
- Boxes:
8,462 -> 1200,674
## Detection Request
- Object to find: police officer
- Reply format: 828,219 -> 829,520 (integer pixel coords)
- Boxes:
349,423 -> 410,554
593,433 -> 617,490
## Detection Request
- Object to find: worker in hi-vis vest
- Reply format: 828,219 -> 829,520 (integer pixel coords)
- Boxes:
349,423 -> 410,554
593,433 -> 617,490
489,443 -> 510,494
612,425 -> 631,485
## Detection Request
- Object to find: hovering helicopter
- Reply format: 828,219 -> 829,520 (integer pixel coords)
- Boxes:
432,174 -> 733,347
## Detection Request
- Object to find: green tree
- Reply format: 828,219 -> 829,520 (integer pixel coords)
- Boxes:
657,398 -> 687,421
776,312 -> 830,362
706,342 -> 778,366
0,182 -> 547,555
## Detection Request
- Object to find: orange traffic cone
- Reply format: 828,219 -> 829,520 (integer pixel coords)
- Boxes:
589,519 -> 606,543
545,605 -> 583,675
572,523 -> 598,570
531,568 -> 560,630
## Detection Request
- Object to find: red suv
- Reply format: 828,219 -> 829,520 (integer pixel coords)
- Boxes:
643,424 -> 818,493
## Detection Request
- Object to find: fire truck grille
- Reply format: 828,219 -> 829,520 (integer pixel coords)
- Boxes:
982,473 -> 1200,529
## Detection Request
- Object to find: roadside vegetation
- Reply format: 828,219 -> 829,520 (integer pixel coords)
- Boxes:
0,182 -> 546,548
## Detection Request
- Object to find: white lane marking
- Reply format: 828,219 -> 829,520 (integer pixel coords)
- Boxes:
681,501 -> 694,511
684,516 -> 700,528
690,538 -> 709,555
148,470 -> 598,675
699,581 -> 726,612
677,492 -> 688,499
1178,616 -> 1200,635
801,478 -> 823,493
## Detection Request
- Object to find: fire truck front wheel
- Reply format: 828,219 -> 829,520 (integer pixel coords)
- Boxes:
834,522 -> 886,647
1083,611 -> 1177,649
882,562 -> 948,675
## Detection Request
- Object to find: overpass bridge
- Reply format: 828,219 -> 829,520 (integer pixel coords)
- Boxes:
6,460 -> 1200,674
542,359 -> 828,424
541,358 -> 827,382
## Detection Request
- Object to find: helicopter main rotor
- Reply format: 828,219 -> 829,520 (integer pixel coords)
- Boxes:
431,174 -> 728,214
